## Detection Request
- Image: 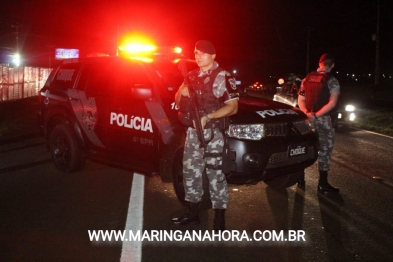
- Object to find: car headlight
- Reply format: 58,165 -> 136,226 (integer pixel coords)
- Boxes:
226,124 -> 265,140
345,105 -> 355,112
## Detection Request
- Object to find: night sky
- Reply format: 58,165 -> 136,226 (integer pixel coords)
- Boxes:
1,0 -> 392,83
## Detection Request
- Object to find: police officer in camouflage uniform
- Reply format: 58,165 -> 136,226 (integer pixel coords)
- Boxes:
297,53 -> 340,192
172,40 -> 239,230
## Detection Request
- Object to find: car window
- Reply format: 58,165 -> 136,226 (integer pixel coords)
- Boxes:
148,60 -> 197,99
51,63 -> 83,90
116,62 -> 153,99
75,63 -> 92,91
290,84 -> 298,95
85,62 -> 116,95
281,84 -> 289,94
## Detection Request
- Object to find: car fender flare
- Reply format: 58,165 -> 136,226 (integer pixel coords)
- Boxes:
44,106 -> 86,148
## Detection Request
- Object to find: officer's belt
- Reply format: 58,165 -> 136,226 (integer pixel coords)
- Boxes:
204,152 -> 223,170
205,120 -> 221,129
204,152 -> 222,157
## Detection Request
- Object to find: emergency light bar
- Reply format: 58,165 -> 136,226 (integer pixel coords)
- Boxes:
118,43 -> 184,62
173,47 -> 182,54
119,44 -> 156,53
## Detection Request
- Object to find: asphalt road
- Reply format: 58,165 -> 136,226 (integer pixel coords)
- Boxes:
1,103 -> 393,261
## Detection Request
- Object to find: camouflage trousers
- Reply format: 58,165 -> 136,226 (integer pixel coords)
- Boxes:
314,115 -> 335,171
182,127 -> 228,209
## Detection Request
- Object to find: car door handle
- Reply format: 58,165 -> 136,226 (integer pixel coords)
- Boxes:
69,97 -> 79,102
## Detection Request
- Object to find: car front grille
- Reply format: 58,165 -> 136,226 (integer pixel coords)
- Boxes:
292,121 -> 312,135
265,123 -> 287,137
264,121 -> 312,137
266,146 -> 315,169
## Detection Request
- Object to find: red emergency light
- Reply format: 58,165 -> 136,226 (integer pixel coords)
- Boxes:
119,43 -> 156,54
117,33 -> 183,62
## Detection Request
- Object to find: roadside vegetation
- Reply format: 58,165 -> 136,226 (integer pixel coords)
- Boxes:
341,82 -> 393,136
352,109 -> 393,136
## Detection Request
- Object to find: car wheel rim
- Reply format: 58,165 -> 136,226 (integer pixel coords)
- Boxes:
53,133 -> 71,168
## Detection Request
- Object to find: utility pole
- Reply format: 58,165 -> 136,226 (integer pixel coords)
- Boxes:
374,0 -> 380,86
11,24 -> 21,53
11,23 -> 22,66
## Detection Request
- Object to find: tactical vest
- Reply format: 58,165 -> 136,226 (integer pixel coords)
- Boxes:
191,67 -> 227,129
302,71 -> 331,113
178,66 -> 227,129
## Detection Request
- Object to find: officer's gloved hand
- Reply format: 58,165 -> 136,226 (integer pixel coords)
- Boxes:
180,83 -> 190,97
306,112 -> 317,122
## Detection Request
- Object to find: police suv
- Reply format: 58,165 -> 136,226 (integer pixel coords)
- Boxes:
38,45 -> 318,203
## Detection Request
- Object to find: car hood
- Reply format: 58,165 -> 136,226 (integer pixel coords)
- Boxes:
230,96 -> 306,124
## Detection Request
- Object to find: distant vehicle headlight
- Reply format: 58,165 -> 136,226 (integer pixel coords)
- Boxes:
345,105 -> 355,112
349,112 -> 356,121
226,124 -> 265,140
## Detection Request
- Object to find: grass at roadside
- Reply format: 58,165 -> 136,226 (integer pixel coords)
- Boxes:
352,109 -> 393,136
340,82 -> 393,137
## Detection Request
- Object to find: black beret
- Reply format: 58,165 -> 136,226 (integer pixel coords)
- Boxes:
195,40 -> 216,55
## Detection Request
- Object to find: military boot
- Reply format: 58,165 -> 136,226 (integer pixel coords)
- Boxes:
213,209 -> 226,231
318,170 -> 339,192
172,202 -> 200,225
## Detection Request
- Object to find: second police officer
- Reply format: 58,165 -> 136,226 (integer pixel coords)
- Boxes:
297,53 -> 340,192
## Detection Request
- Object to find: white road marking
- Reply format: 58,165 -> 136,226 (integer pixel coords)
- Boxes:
120,173 -> 145,262
350,126 -> 393,139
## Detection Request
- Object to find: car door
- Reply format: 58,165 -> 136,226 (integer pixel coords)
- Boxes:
73,61 -> 116,150
107,60 -> 159,163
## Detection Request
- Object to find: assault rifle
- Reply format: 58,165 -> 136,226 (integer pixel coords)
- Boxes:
178,60 -> 209,149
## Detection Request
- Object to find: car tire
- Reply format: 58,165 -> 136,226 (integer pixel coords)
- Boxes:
49,123 -> 85,173
159,132 -> 185,183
